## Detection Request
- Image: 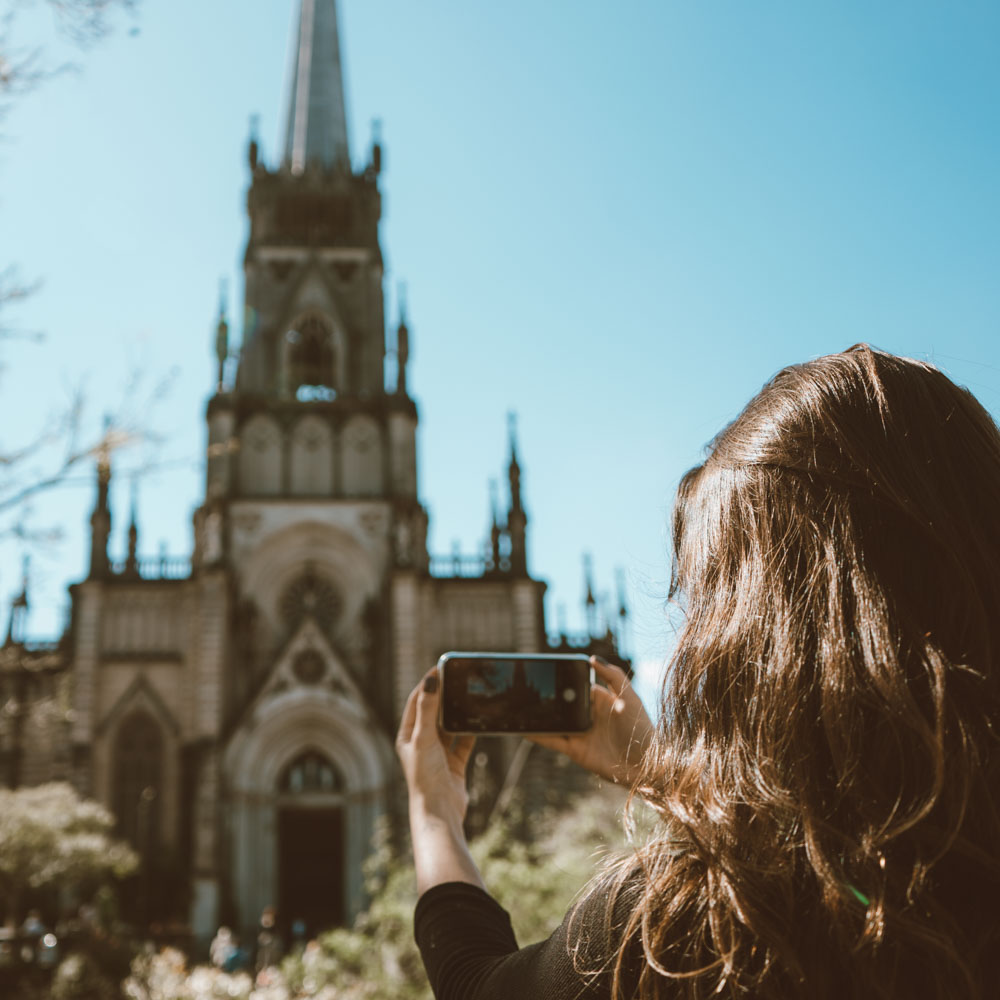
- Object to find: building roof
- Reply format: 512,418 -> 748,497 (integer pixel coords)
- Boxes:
283,0 -> 351,171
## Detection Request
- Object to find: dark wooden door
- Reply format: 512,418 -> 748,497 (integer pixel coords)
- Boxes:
277,807 -> 344,939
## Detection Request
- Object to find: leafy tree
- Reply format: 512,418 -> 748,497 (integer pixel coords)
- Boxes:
123,781 -> 650,999
282,781 -> 637,1000
0,781 -> 138,926
50,950 -> 122,1000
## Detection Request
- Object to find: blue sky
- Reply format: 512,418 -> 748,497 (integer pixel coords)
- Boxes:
3,1 -> 1000,704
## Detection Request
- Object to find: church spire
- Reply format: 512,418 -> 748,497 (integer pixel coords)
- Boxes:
488,478 -> 502,571
284,0 -> 350,172
125,481 -> 140,576
583,552 -> 597,636
506,413 -> 528,575
88,418 -> 113,580
215,280 -> 229,393
507,412 -> 522,514
395,286 -> 410,397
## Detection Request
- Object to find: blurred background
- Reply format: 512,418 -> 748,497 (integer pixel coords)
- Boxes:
2,2 -> 1000,995
3,0 -> 1000,699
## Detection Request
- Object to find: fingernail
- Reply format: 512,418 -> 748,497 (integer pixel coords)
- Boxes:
423,674 -> 438,694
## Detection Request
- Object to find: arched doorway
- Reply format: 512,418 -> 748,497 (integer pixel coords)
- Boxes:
223,685 -> 392,938
276,750 -> 345,940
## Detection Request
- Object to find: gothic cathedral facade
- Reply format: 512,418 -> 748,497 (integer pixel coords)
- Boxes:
0,0 -> 625,945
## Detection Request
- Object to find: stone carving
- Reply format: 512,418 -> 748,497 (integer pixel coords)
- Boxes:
280,566 -> 342,637
292,648 -> 325,685
204,511 -> 223,565
360,508 -> 385,537
394,517 -> 412,567
232,513 -> 261,536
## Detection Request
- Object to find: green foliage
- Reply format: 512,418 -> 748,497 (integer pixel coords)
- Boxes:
123,946 -> 265,1000
51,950 -> 122,1000
123,783 -> 641,999
0,782 -> 138,922
280,782 -> 634,1000
476,785 -> 631,945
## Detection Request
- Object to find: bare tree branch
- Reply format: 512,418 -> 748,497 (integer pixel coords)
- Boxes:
1,1 -> 138,118
0,0 -> 145,552
0,266 -> 43,341
0,363 -> 175,546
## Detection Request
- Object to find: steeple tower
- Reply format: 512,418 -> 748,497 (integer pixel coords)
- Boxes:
229,0 -> 388,403
284,0 -> 350,172
209,0 -> 417,510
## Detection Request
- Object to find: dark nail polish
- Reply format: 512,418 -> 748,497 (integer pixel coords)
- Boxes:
423,674 -> 438,694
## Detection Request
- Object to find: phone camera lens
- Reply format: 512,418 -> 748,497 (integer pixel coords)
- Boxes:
562,688 -> 577,702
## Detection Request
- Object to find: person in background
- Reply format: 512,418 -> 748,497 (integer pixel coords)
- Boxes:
398,346 -> 1000,999
209,925 -> 235,969
254,906 -> 282,973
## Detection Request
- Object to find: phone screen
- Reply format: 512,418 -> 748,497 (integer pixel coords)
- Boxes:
440,654 -> 592,734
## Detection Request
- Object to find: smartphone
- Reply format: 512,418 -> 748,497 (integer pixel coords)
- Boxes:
438,652 -> 593,735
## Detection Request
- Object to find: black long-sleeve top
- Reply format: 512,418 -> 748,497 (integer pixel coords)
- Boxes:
414,881 -> 644,1000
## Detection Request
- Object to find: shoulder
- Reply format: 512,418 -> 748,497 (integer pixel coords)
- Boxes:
559,860 -> 647,992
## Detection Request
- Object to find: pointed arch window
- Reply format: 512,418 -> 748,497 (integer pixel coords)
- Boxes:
279,750 -> 343,794
113,710 -> 163,849
286,315 -> 337,401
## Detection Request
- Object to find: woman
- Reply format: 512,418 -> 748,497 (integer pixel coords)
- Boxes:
396,346 -> 1000,999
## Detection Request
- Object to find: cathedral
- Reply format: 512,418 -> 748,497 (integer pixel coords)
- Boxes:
0,0 -> 626,945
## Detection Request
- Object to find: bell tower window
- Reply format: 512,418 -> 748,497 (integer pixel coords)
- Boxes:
286,315 -> 337,401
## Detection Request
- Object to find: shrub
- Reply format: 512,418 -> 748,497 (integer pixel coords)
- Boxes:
124,782 -> 638,999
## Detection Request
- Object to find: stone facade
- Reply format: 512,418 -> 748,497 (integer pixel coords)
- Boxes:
0,0 -> 627,947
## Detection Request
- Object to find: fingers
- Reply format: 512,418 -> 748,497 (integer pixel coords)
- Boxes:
591,655 -> 629,696
397,668 -> 439,752
396,680 -> 421,750
450,734 -> 476,769
412,668 -> 440,746
590,684 -> 624,719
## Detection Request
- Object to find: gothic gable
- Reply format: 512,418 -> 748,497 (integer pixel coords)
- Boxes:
96,670 -> 181,739
243,616 -> 371,729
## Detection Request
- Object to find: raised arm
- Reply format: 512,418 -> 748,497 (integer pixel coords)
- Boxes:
396,665 -> 647,999
396,670 -> 484,894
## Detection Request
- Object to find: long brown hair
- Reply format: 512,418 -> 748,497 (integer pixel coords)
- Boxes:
610,346 -> 1000,998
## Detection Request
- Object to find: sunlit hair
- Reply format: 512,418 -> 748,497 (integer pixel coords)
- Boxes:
606,346 -> 1000,998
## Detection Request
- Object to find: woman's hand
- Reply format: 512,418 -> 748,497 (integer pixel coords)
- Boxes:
397,670 -> 476,821
529,656 -> 654,786
396,670 -> 485,893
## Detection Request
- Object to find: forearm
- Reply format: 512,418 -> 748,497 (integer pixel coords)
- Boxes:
408,796 -> 485,895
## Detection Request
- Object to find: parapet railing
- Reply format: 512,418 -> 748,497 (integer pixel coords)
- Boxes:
428,554 -> 513,578
109,556 -> 191,580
